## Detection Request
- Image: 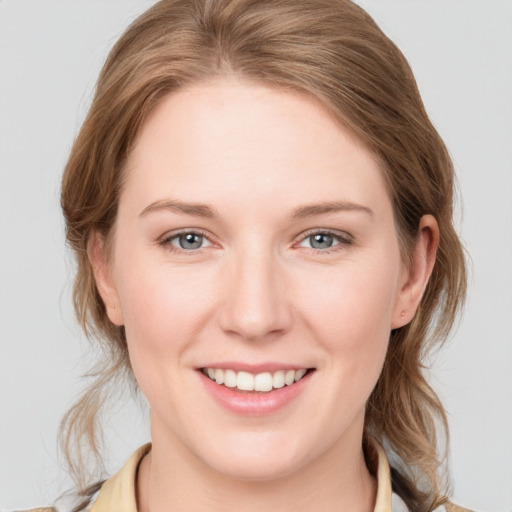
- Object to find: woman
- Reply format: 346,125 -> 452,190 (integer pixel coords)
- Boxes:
36,0 -> 470,510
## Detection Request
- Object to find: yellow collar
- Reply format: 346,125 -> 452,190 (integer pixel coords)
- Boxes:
91,442 -> 393,512
91,444 -> 150,512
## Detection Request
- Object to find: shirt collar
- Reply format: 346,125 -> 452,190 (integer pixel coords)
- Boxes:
91,441 -> 394,512
373,441 -> 393,512
90,443 -> 150,512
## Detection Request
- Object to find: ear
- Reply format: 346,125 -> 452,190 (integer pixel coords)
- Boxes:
87,232 -> 124,326
391,215 -> 439,329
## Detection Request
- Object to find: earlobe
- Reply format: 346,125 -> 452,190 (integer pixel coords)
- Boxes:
391,215 -> 439,329
87,232 -> 124,326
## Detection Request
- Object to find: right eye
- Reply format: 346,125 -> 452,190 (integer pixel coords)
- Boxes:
160,231 -> 213,252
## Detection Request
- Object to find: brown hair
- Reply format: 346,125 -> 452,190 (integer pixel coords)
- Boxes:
60,1 -> 466,510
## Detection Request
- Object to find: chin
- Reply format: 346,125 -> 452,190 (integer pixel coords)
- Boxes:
195,431 -> 308,482
209,455 -> 303,483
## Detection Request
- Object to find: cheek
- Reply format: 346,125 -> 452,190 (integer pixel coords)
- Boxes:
300,262 -> 399,344
112,246 -> 219,398
295,254 -> 401,391
118,264 -> 214,347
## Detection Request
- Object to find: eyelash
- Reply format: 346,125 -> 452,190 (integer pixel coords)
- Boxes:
158,228 -> 353,255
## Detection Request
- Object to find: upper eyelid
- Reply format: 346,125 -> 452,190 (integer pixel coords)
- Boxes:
160,228 -> 213,242
294,228 -> 353,243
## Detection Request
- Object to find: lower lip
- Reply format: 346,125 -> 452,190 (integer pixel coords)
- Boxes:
198,370 -> 313,416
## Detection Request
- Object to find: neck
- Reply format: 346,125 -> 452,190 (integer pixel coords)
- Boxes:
137,424 -> 377,512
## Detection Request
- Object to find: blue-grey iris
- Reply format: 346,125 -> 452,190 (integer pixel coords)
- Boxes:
179,233 -> 203,249
310,233 -> 334,249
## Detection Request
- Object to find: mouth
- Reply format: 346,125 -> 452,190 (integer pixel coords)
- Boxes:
200,367 -> 315,393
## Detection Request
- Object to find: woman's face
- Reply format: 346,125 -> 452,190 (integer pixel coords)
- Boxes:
96,79 -> 421,480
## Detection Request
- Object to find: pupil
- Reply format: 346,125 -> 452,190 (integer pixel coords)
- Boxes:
179,233 -> 202,249
311,233 -> 333,249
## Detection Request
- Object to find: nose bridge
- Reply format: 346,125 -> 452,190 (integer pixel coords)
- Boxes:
219,239 -> 291,341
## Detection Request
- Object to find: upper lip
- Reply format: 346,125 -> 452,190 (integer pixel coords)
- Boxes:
197,362 -> 314,373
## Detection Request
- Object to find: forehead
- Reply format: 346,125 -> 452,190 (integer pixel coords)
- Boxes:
123,78 -> 391,219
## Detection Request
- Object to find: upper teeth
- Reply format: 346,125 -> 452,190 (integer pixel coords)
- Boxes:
203,368 -> 308,392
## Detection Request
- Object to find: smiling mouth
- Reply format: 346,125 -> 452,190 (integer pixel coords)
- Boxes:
200,367 -> 314,393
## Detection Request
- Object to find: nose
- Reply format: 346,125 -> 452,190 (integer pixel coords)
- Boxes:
218,246 -> 292,342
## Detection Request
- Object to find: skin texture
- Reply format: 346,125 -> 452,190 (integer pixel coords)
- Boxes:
90,78 -> 438,512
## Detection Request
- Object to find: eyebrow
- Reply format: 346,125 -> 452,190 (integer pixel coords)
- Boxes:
290,201 -> 374,219
140,199 -> 217,218
139,199 -> 373,219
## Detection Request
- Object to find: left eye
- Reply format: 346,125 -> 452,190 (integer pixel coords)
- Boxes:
298,232 -> 347,250
167,232 -> 212,250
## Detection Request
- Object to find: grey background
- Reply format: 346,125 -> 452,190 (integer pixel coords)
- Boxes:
0,1 -> 511,510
